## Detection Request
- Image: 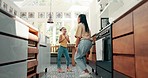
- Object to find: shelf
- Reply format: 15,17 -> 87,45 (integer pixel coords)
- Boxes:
27,73 -> 37,78
27,67 -> 35,73
100,0 -> 124,18
27,59 -> 38,68
29,33 -> 38,42
111,0 -> 142,22
99,0 -> 109,5
28,47 -> 38,54
99,0 -> 143,22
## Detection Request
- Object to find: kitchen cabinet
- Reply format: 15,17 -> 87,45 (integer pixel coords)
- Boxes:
112,1 -> 148,78
133,1 -> 148,77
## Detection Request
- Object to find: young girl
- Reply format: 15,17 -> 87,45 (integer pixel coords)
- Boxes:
57,27 -> 72,73
74,14 -> 92,77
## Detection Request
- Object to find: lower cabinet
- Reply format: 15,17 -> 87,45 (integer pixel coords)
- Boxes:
0,34 -> 28,64
0,61 -> 27,78
113,55 -> 135,78
112,1 -> 148,78
133,1 -> 148,77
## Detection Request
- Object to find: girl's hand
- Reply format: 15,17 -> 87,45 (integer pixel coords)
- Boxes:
65,35 -> 69,38
65,35 -> 70,43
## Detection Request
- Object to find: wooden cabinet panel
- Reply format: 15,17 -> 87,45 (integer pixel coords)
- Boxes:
113,55 -> 135,78
113,34 -> 134,54
134,1 -> 148,78
113,13 -> 133,38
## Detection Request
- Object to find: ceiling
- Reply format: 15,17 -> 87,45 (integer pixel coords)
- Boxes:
12,0 -> 93,12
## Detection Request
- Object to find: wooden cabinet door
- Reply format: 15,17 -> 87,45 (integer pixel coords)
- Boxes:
133,1 -> 148,78
113,34 -> 134,54
112,13 -> 133,38
113,55 -> 135,78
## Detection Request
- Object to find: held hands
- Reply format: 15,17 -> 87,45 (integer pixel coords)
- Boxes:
64,34 -> 70,43
65,35 -> 69,39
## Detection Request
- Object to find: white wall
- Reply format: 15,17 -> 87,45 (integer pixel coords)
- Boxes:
89,0 -> 101,36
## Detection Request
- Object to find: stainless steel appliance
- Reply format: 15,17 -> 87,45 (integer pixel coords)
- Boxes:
95,24 -> 112,78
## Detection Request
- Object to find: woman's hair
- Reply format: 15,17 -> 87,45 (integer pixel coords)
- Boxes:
60,27 -> 65,31
78,14 -> 90,32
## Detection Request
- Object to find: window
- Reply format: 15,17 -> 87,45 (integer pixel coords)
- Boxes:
28,12 -> 35,18
38,12 -> 45,18
9,7 -> 13,14
20,12 -> 27,18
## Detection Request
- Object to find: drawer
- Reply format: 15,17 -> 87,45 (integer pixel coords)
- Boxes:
0,61 -> 27,78
0,13 -> 29,39
0,35 -> 28,64
113,55 -> 135,78
113,13 -> 133,38
113,34 -> 134,54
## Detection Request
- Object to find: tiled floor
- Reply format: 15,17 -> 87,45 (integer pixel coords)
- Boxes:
39,64 -> 98,78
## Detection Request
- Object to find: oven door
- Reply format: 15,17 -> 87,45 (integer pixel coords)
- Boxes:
96,37 -> 105,61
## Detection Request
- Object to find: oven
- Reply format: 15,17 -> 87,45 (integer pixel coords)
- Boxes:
95,24 -> 112,78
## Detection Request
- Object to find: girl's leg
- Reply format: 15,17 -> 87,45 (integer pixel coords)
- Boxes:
57,46 -> 63,69
63,48 -> 70,68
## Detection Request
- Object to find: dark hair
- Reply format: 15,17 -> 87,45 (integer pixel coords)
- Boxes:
78,14 -> 89,32
60,27 -> 65,31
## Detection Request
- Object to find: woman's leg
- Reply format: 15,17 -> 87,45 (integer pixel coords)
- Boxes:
57,46 -> 64,69
75,40 -> 92,71
75,46 -> 87,71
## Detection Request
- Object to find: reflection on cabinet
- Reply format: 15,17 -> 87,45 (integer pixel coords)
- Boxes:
112,1 -> 148,78
37,34 -> 50,77
0,10 -> 28,78
0,62 -> 27,78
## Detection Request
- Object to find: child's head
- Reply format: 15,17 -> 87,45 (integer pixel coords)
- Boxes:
60,27 -> 67,34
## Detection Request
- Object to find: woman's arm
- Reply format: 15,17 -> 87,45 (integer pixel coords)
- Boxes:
65,35 -> 70,43
75,37 -> 81,47
59,35 -> 65,43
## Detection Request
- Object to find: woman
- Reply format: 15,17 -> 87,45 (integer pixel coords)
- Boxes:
57,27 -> 72,73
74,14 -> 92,77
